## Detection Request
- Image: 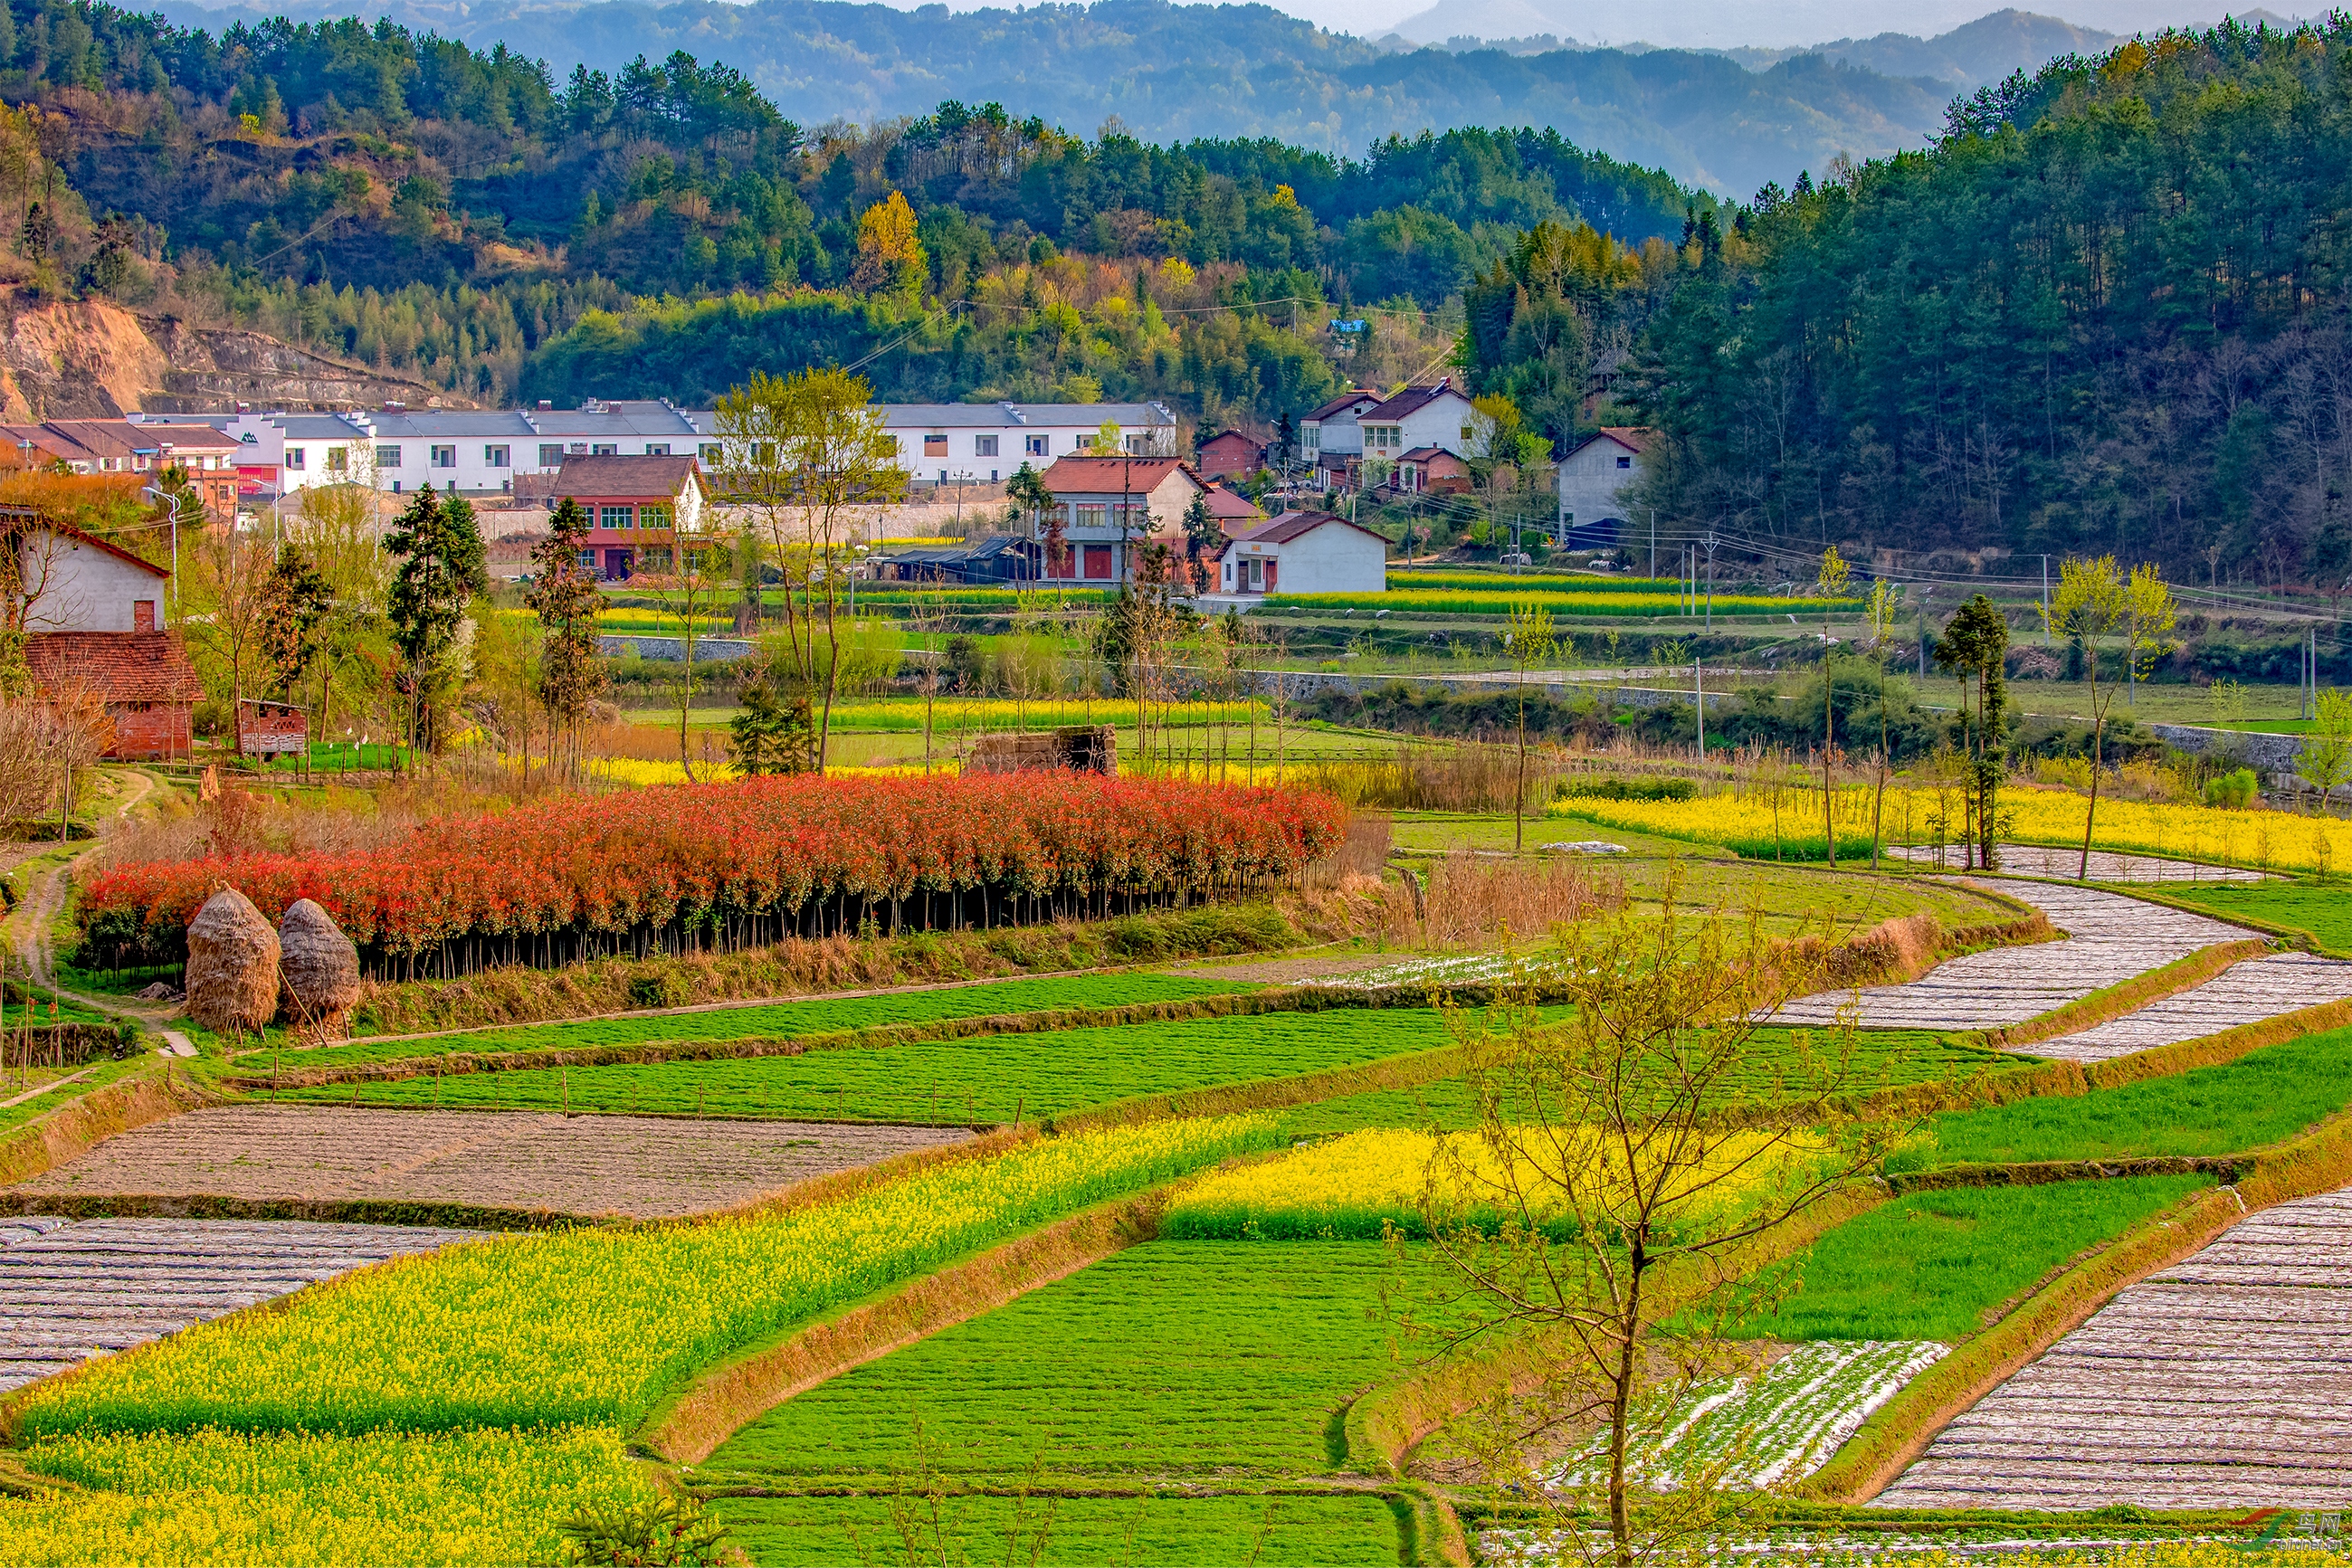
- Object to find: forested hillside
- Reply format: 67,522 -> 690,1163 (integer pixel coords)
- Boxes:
0,0 -> 1697,418
2,0 -> 2347,587
1618,21 -> 2352,585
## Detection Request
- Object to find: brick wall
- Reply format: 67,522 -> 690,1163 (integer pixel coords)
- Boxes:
110,703 -> 192,760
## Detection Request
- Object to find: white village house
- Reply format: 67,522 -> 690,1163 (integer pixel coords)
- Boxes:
1356,380 -> 1490,483
1556,427 -> 1654,547
1299,388 -> 1382,479
138,401 -> 1178,500
1218,510 -> 1388,596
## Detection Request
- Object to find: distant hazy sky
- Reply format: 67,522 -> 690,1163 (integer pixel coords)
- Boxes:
848,0 -> 2303,50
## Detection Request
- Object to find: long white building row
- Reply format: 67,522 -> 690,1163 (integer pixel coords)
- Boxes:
129,400 -> 1178,498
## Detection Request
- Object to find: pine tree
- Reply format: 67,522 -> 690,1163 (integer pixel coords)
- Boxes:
527,496 -> 605,778
386,484 -> 488,759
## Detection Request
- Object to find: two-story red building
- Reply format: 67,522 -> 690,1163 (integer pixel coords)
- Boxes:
550,454 -> 708,580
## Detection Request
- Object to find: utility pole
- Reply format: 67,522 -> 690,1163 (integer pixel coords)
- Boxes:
1650,508 -> 1657,578
1703,532 -> 1719,632
2042,554 -> 2051,644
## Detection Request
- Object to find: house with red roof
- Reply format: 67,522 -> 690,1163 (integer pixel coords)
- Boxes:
1216,510 -> 1388,596
549,453 -> 708,581
8,513 -> 200,759
1357,380 -> 1489,481
1034,455 -> 1208,584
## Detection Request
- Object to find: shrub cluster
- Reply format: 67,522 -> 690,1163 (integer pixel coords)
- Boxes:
75,774 -> 1344,966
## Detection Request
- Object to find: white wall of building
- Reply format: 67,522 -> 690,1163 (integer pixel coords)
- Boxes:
1223,518 -> 1386,595
1557,435 -> 1646,541
17,529 -> 170,632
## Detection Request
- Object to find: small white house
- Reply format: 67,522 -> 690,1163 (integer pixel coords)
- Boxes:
1557,427 -> 1653,546
1300,389 -> 1381,475
1357,380 -> 1489,479
1219,510 -> 1388,596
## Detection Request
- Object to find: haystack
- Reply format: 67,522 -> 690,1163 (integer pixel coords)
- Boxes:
185,888 -> 281,1037
279,898 -> 360,1037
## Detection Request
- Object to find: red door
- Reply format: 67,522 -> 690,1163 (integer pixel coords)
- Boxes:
1262,557 -> 1277,593
1082,545 -> 1112,580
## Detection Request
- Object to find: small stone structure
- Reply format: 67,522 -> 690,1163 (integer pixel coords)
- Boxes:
965,725 -> 1117,776
278,898 -> 361,1038
184,888 -> 281,1037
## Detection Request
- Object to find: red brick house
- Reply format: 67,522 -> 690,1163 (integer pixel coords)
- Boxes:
27,633 -> 203,759
550,453 -> 709,581
1389,446 -> 1472,497
1194,431 -> 1264,482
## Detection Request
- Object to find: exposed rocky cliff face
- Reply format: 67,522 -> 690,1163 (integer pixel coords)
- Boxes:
0,294 -> 471,419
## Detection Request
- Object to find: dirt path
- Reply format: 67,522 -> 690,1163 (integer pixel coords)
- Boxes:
1772,879 -> 2249,1031
9,769 -> 174,1024
14,1105 -> 975,1220
0,1213 -> 480,1394
1875,1189 -> 2352,1510
1887,843 -> 2269,884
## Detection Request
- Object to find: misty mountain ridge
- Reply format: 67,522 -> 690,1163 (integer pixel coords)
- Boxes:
138,0 -> 2250,195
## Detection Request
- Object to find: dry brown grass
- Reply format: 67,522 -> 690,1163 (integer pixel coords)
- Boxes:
86,774 -> 520,874
1293,851 -> 1625,953
1290,744 -> 1558,814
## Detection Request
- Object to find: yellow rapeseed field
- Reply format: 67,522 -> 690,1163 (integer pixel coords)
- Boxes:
1554,782 -> 2352,875
19,1117 -> 1275,1440
1163,1126 -> 1823,1240
1,1426 -> 650,1566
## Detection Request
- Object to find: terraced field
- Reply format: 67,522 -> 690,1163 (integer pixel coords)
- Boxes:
1773,880 -> 2245,1030
16,1107 -> 973,1219
264,972 -> 1253,1074
700,1240 -> 1443,1565
2030,951 -> 2352,1062
1899,1022 -> 2352,1167
1878,1191 -> 2352,1510
268,1008 -> 1478,1125
0,1216 -> 480,1392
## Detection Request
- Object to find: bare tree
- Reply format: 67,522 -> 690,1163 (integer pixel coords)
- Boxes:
1410,889 -> 1901,1568
712,368 -> 907,772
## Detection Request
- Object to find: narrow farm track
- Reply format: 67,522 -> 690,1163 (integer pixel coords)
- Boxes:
1876,1190 -> 2352,1510
2030,952 -> 2352,1063
14,1106 -> 975,1220
1887,843 -> 2267,884
1773,880 -> 2248,1031
0,1214 -> 477,1393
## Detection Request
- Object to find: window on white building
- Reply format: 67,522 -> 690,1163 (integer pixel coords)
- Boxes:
976,435 -> 999,457
285,448 -> 306,471
592,443 -> 618,456
540,444 -> 565,466
485,445 -> 511,468
645,443 -> 670,456
1025,434 -> 1049,456
376,444 -> 403,468
325,447 -> 348,472
699,443 -> 720,463
1617,454 -> 1633,470
432,445 -> 457,468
